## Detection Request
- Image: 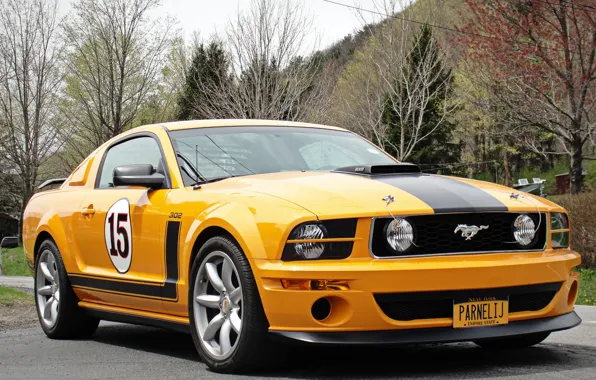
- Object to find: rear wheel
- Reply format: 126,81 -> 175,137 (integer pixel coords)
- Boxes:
474,332 -> 550,349
188,235 -> 284,373
35,240 -> 99,339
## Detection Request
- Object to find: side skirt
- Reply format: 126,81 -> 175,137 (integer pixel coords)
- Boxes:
79,302 -> 190,334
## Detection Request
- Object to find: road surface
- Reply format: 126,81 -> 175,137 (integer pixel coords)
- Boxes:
1,306 -> 595,380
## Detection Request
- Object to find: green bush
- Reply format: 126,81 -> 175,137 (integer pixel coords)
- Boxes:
556,193 -> 596,268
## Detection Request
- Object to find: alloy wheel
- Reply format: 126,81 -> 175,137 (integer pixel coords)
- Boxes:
36,249 -> 60,328
193,251 -> 243,360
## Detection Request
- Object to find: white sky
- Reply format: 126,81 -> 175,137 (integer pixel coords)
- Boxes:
60,0 -> 380,50
153,0 -> 379,48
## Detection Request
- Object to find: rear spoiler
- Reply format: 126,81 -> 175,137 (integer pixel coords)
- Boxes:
37,178 -> 67,190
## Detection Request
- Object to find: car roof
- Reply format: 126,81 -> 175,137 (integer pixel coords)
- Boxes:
143,119 -> 348,132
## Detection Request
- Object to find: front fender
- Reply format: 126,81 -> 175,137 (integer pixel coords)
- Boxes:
180,196 -> 316,279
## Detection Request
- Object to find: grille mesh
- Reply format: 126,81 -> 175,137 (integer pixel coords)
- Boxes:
371,212 -> 547,257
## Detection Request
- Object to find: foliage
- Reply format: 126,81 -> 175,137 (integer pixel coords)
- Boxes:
0,286 -> 31,306
556,193 -> 596,268
0,0 -> 63,225
382,24 -> 461,169
61,0 -> 176,160
177,40 -> 231,120
577,268 -> 596,306
1,247 -> 30,277
456,0 -> 596,194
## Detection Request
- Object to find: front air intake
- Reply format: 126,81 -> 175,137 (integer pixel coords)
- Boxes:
333,163 -> 421,176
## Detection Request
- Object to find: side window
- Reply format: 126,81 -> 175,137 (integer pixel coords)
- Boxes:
98,136 -> 163,188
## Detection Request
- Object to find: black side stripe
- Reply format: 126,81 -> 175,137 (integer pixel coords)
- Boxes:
70,221 -> 181,302
375,174 -> 508,214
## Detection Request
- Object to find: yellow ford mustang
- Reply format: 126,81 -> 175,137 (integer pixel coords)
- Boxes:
23,120 -> 581,373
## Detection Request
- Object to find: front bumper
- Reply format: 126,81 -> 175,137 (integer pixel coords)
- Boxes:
252,249 -> 581,332
271,311 -> 581,345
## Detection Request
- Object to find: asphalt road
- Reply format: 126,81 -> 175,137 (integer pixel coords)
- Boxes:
1,306 -> 595,380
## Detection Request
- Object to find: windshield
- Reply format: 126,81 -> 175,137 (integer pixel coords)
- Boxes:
169,126 -> 397,185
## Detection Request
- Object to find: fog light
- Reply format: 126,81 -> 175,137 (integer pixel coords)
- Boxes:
311,298 -> 331,321
513,214 -> 536,246
385,218 -> 414,252
281,279 -> 350,291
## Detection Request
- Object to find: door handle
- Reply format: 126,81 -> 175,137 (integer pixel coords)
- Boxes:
81,207 -> 95,216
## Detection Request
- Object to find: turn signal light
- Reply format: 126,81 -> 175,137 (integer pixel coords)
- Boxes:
281,279 -> 350,291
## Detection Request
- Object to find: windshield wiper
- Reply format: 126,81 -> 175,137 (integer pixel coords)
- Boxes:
176,152 -> 206,184
199,175 -> 236,184
175,151 -> 236,188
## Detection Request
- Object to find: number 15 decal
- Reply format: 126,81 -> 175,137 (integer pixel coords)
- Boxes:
104,198 -> 132,274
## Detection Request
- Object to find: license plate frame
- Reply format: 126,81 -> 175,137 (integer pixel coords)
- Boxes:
453,297 -> 509,328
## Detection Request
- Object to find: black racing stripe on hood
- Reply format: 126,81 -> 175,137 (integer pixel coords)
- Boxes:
374,174 -> 508,214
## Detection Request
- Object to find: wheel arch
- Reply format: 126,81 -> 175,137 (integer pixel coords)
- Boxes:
188,225 -> 238,274
181,202 -> 269,291
28,212 -> 76,273
34,231 -> 55,260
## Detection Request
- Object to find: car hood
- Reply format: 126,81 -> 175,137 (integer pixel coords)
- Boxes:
209,171 -> 560,219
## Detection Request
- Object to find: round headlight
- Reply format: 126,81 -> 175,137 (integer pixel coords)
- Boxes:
292,224 -> 327,259
385,218 -> 414,252
513,214 -> 536,246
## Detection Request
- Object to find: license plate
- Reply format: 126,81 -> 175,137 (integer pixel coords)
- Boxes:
453,297 -> 509,328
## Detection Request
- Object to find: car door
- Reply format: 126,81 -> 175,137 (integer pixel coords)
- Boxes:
70,134 -> 176,313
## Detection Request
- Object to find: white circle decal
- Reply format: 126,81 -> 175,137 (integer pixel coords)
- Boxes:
104,198 -> 132,274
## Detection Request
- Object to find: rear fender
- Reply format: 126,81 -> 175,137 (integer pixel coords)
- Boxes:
31,211 -> 76,272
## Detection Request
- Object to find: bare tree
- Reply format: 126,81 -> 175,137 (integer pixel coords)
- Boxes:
458,0 -> 596,193
335,0 -> 457,160
61,0 -> 176,152
193,0 -> 332,122
0,0 -> 62,223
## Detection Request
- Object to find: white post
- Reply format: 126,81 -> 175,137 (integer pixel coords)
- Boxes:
0,238 -> 5,275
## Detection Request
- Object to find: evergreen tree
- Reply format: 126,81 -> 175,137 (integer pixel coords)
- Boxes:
382,24 -> 461,172
177,41 -> 230,120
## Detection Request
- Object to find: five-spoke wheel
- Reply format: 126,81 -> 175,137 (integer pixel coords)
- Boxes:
189,235 -> 282,373
36,249 -> 60,328
34,239 -> 99,339
193,251 -> 243,359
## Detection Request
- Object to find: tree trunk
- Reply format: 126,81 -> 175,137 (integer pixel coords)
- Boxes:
569,137 -> 583,194
503,150 -> 512,187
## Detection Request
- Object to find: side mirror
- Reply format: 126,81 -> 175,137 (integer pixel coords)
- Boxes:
113,164 -> 165,190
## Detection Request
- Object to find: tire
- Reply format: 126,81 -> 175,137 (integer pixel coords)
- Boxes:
474,332 -> 550,349
34,239 -> 99,339
188,235 -> 284,373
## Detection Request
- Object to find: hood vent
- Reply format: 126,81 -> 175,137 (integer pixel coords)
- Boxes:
333,163 -> 421,176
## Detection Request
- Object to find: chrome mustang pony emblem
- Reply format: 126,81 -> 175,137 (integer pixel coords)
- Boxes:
454,224 -> 489,240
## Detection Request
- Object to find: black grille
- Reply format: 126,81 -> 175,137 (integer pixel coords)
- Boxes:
371,212 -> 547,257
374,283 -> 561,321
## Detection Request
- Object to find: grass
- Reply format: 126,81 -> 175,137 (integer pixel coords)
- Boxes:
0,285 -> 31,306
1,246 -> 31,277
577,268 -> 596,306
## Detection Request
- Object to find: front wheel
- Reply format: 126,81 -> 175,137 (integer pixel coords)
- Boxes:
188,236 -> 283,373
474,332 -> 550,349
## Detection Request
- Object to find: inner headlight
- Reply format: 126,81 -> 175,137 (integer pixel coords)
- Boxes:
385,218 -> 414,252
513,214 -> 536,246
292,224 -> 327,259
